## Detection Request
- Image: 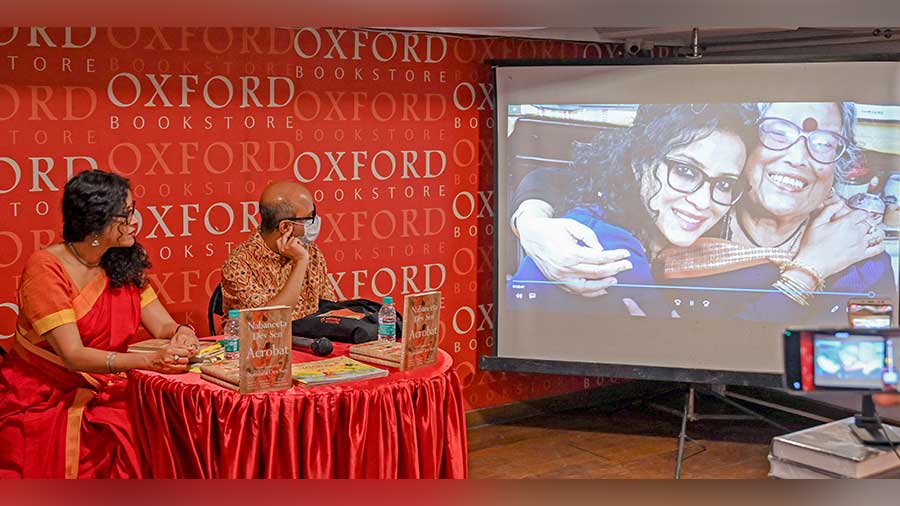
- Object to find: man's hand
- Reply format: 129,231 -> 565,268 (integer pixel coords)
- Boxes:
276,229 -> 309,264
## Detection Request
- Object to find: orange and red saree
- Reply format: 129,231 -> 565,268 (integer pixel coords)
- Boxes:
0,249 -> 157,478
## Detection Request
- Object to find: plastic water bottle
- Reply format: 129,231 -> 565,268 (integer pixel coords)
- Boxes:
223,309 -> 241,360
378,296 -> 397,342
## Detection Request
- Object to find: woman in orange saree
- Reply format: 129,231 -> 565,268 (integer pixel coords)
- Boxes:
0,170 -> 201,478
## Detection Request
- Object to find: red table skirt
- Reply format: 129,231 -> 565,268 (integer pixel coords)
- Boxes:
127,347 -> 467,478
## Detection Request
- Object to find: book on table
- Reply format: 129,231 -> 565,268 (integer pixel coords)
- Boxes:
348,291 -> 442,371
768,454 -> 900,479
770,417 -> 900,479
128,339 -> 225,364
399,291 -> 441,371
348,340 -> 403,368
237,305 -> 293,394
291,356 -> 388,386
199,360 -> 240,390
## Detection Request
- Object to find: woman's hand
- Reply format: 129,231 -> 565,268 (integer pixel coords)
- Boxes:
171,326 -> 200,357
145,343 -> 192,374
793,200 -> 885,280
517,213 -> 633,297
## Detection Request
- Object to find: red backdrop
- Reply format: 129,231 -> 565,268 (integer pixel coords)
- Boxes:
0,27 -> 670,410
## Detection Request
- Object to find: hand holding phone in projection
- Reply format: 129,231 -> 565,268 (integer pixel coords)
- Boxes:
516,211 -> 633,297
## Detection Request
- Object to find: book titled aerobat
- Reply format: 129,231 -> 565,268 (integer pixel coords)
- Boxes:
238,305 -> 293,394
400,291 -> 441,371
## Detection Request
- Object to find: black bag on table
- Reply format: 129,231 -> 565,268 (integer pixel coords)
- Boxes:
291,299 -> 403,344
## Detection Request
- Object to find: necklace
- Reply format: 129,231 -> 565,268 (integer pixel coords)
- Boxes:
731,211 -> 808,250
66,242 -> 101,268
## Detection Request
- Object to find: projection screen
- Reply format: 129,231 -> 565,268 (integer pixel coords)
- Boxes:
491,60 -> 900,385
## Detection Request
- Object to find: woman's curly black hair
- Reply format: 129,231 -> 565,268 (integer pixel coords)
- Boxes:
62,170 -> 150,288
565,103 -> 760,252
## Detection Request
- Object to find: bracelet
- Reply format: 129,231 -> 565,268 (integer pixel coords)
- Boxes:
773,280 -> 808,306
773,275 -> 813,306
174,323 -> 196,336
106,351 -> 118,374
780,260 -> 825,292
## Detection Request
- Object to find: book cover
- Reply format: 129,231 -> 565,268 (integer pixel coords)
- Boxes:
771,417 -> 900,478
238,305 -> 293,394
400,291 -> 441,371
291,356 -> 388,386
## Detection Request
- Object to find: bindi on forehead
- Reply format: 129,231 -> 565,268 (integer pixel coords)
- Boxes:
802,117 -> 818,131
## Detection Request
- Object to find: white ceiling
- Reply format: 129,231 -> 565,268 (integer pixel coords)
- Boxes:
393,27 -> 900,57
7,0 -> 900,27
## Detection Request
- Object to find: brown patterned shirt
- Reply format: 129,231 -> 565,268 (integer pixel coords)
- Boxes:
221,230 -> 336,321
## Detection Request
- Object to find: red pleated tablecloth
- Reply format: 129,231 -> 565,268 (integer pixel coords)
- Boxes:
126,343 -> 467,478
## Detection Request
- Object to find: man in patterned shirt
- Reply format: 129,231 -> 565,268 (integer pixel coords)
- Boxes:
221,181 -> 336,321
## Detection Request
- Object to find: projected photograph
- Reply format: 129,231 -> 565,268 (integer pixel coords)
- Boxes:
813,337 -> 885,389
504,101 -> 900,325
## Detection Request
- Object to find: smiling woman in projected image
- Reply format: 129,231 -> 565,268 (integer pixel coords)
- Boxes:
658,102 -> 895,322
511,102 -> 897,323
511,103 -> 756,316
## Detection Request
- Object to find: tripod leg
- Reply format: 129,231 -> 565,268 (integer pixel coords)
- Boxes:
701,386 -> 789,432
675,386 -> 691,479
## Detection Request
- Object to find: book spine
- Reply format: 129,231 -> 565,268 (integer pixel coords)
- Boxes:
199,365 -> 241,385
349,353 -> 401,368
771,440 -> 859,478
200,373 -> 240,391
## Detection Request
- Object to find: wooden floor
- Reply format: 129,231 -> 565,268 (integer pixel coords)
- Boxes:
467,389 -> 823,479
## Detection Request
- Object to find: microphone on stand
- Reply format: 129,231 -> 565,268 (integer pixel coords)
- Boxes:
291,336 -> 334,357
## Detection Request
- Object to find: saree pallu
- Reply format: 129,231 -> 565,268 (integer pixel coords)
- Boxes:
657,238 -> 897,324
0,250 -> 156,479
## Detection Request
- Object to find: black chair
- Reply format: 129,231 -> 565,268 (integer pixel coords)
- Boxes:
207,283 -> 224,335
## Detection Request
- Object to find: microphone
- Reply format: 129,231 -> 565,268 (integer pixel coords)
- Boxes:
291,336 -> 333,357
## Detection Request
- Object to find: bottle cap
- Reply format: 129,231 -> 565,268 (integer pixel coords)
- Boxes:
227,309 -> 240,318
383,296 -> 393,304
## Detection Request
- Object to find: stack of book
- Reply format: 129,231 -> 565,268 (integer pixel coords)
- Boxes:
769,418 -> 900,479
199,361 -> 241,391
348,340 -> 403,368
128,339 -> 225,364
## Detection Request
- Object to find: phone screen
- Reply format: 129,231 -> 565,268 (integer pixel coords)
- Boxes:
813,335 -> 886,389
785,332 -> 899,392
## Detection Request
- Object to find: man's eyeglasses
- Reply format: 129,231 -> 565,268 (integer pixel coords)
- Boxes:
281,205 -> 317,225
113,202 -> 137,223
758,117 -> 848,165
665,158 -> 742,206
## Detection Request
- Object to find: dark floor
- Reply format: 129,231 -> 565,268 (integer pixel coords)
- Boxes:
467,388 -> 829,479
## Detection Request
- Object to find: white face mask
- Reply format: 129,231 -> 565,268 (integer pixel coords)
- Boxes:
300,215 -> 321,245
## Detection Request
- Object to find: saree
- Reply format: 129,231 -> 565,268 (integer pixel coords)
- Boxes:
0,249 -> 157,478
657,238 -> 897,324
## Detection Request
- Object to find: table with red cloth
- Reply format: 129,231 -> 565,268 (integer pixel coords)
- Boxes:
126,342 -> 467,478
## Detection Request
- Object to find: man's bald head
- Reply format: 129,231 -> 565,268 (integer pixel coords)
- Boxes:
259,181 -> 314,234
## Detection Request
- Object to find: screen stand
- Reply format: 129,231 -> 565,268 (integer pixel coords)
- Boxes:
651,384 -> 790,479
850,394 -> 900,445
